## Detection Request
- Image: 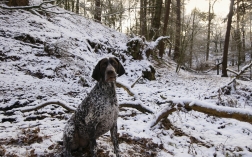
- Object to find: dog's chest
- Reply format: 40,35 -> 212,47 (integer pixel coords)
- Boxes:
77,82 -> 118,129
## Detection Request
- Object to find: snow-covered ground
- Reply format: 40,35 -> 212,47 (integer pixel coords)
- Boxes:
0,4 -> 252,157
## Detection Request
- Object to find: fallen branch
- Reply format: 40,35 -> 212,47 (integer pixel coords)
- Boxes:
227,61 -> 252,79
10,99 -> 153,115
18,100 -> 76,113
119,101 -> 153,114
116,81 -> 135,97
150,98 -> 252,127
130,75 -> 142,88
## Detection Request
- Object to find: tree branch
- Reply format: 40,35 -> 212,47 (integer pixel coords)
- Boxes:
150,99 -> 252,127
18,100 -> 76,113
227,61 -> 252,79
119,101 -> 153,114
116,81 -> 135,97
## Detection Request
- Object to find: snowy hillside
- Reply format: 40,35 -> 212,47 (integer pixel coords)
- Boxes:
1,4 -> 252,157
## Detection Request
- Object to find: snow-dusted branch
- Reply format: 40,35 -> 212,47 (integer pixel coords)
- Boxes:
119,101 -> 153,114
227,61 -> 252,79
150,98 -> 252,127
116,81 -> 135,97
19,100 -> 76,113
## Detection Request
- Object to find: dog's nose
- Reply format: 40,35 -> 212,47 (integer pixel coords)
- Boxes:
107,70 -> 114,75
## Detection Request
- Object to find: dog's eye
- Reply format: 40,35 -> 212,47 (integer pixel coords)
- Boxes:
111,61 -> 117,66
101,62 -> 107,68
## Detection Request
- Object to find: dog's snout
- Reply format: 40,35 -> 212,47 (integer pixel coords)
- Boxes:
107,70 -> 114,75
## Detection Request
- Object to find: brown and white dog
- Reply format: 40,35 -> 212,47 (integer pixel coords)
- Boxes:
63,57 -> 125,157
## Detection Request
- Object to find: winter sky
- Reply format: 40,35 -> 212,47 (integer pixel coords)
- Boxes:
185,0 -> 230,18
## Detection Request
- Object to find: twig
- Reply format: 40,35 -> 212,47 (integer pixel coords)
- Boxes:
131,75 -> 142,88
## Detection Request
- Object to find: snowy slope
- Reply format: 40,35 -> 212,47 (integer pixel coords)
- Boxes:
1,4 -> 252,157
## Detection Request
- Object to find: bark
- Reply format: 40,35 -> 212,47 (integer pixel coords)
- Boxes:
222,0 -> 234,77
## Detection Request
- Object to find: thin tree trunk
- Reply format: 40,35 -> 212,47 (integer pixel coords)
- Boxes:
206,0 -> 211,61
149,0 -> 163,40
72,0 -> 75,12
222,0 -> 234,77
158,0 -> 171,58
94,0 -> 101,23
174,0 -> 181,61
236,0 -> 242,71
189,9 -> 196,68
76,0 -> 79,14
140,0 -> 147,37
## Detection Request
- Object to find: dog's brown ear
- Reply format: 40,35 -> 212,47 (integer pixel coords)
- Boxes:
114,57 -> 125,77
92,60 -> 101,81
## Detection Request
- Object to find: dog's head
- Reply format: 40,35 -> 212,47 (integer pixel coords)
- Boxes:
92,57 -> 125,82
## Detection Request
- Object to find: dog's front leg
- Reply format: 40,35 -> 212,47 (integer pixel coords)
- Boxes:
88,126 -> 97,157
110,122 -> 120,157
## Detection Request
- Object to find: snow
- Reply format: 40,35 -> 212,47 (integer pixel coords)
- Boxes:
0,4 -> 252,157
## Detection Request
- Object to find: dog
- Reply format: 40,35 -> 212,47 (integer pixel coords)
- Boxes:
63,57 -> 125,157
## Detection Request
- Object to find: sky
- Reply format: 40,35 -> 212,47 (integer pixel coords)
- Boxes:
185,0 -> 230,18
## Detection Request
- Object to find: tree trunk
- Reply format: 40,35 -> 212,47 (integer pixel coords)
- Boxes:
236,0 -> 242,71
206,0 -> 211,61
140,0 -> 147,38
76,0 -> 79,14
189,9 -> 196,68
222,0 -> 234,77
8,0 -> 29,6
94,0 -> 101,23
173,0 -> 181,61
149,0 -> 163,40
158,0 -> 171,58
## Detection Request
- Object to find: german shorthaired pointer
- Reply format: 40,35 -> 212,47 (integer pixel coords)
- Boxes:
63,57 -> 125,157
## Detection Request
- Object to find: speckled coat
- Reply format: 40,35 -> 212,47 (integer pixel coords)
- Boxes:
63,57 -> 124,157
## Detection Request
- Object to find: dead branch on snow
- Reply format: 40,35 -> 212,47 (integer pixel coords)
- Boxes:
151,99 -> 252,127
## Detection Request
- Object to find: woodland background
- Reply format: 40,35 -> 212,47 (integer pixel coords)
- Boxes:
4,0 -> 252,75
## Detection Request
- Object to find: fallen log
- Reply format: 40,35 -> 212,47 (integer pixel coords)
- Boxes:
151,98 -> 252,127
